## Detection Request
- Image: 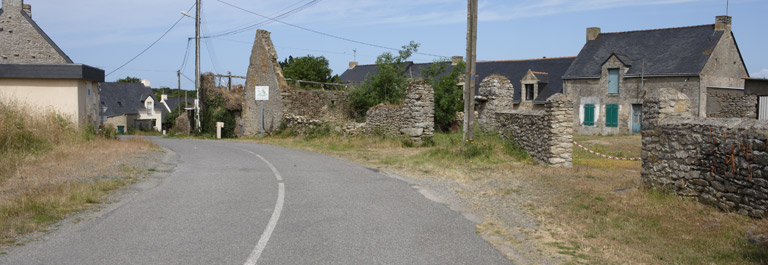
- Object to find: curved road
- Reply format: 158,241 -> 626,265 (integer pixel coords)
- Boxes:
1,138 -> 510,265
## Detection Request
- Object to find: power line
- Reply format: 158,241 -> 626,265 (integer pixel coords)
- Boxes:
205,0 -> 321,39
215,0 -> 447,58
107,3 -> 196,77
179,38 -> 193,71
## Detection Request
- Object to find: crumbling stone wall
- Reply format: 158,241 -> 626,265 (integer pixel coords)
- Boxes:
495,94 -> 573,168
642,88 -> 768,218
363,81 -> 434,143
0,0 -> 71,64
477,76 -> 515,131
240,29 -> 287,137
706,87 -> 756,118
281,88 -> 352,123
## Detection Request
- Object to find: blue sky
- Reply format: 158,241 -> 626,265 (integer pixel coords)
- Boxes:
19,0 -> 768,89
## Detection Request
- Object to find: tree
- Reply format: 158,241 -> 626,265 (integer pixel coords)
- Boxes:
349,41 -> 420,120
422,59 -> 465,132
280,55 -> 335,85
116,76 -> 141,83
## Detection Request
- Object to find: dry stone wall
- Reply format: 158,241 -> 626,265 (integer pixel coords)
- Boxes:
706,87 -> 756,118
642,88 -> 768,218
364,81 -> 434,143
495,94 -> 573,168
281,88 -> 352,123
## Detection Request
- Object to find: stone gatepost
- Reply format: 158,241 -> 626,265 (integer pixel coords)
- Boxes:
545,94 -> 574,168
641,88 -> 692,189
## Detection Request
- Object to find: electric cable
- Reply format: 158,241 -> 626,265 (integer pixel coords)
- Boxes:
107,3 -> 196,77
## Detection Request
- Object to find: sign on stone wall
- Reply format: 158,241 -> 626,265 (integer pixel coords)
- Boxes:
255,86 -> 269,101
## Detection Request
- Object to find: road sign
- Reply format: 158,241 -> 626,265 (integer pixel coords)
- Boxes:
255,86 -> 269,101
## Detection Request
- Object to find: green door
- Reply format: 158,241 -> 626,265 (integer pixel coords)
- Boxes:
117,126 -> 125,134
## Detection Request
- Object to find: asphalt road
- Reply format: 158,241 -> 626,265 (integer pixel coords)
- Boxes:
1,138 -> 511,265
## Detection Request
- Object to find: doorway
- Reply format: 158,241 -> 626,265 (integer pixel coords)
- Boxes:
631,104 -> 642,134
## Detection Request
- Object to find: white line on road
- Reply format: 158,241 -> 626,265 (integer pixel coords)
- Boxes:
245,182 -> 284,265
234,147 -> 285,265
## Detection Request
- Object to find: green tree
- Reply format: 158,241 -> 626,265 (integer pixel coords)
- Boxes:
116,76 -> 141,83
280,55 -> 336,86
349,41 -> 420,120
422,59 -> 465,132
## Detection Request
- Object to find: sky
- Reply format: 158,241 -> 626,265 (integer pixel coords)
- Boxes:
15,0 -> 768,89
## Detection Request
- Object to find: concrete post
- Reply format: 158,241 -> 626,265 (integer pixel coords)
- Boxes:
216,122 -> 224,139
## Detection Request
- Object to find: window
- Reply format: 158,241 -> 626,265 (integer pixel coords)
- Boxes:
584,104 -> 595,126
146,101 -> 152,115
525,84 -> 534,100
606,104 -> 619,127
608,68 -> 620,94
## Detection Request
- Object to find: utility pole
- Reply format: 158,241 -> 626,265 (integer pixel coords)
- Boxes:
463,0 -> 478,142
177,70 -> 181,113
228,72 -> 232,91
194,0 -> 202,134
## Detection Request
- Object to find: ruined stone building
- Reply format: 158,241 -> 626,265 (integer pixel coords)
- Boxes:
0,0 -> 104,127
563,16 -> 750,135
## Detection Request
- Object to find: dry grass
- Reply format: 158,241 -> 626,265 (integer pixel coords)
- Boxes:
246,131 -> 768,264
0,101 -> 156,247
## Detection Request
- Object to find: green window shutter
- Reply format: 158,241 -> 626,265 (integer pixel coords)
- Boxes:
608,68 -> 620,94
606,104 -> 618,127
584,104 -> 595,126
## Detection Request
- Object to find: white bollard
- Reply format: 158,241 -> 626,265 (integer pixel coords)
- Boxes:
216,122 -> 224,139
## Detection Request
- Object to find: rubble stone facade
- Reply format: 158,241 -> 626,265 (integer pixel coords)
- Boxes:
0,0 -> 71,64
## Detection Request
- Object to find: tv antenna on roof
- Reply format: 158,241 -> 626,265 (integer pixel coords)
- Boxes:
353,49 -> 357,61
726,0 -> 729,16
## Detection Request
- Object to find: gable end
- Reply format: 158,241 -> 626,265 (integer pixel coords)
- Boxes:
20,9 -> 72,63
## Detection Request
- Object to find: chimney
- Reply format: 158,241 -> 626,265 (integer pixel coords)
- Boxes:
451,56 -> 463,65
22,3 -> 30,17
587,27 -> 601,41
715,15 -> 732,32
161,94 -> 168,102
349,61 -> 358,70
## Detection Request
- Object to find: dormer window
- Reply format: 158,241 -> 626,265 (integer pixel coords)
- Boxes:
525,84 -> 534,100
146,101 -> 153,115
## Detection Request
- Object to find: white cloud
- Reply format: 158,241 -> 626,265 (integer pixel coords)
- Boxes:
753,69 -> 768,78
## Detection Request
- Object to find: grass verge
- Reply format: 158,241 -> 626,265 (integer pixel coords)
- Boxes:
0,101 -> 155,247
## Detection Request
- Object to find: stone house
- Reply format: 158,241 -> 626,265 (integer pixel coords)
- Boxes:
100,82 -> 165,133
745,78 -> 768,120
0,0 -> 105,128
563,16 -> 749,135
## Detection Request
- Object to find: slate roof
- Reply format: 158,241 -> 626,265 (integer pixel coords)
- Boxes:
0,8 -> 73,63
100,82 -> 158,117
163,97 -> 196,111
339,57 -> 576,104
563,24 -> 726,79
474,57 -> 575,104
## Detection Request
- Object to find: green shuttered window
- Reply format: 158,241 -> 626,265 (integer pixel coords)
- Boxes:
606,104 -> 619,127
584,104 -> 595,126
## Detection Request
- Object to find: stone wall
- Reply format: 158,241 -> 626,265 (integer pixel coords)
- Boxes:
0,0 -> 71,64
495,94 -> 573,168
240,29 -> 287,136
363,81 -> 434,143
706,87 -> 756,118
477,76 -> 515,131
642,88 -> 768,218
281,88 -> 352,123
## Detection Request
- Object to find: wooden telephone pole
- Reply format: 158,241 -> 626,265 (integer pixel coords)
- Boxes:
463,0 -> 478,142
